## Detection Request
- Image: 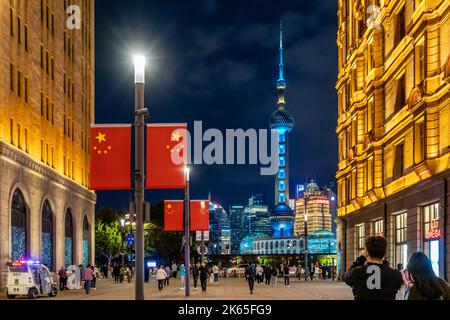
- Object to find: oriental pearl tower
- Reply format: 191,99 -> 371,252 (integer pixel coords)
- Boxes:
268,21 -> 295,238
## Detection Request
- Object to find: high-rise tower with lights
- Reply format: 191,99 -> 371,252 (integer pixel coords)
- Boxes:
268,22 -> 295,238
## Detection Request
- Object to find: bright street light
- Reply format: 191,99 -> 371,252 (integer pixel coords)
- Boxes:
133,55 -> 146,84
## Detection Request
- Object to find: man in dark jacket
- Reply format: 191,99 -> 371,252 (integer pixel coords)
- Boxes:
199,262 -> 210,292
245,262 -> 256,294
343,236 -> 403,300
192,262 -> 200,290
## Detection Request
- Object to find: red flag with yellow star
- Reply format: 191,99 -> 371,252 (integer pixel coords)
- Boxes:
90,125 -> 132,190
190,200 -> 210,231
146,124 -> 188,189
164,200 -> 184,231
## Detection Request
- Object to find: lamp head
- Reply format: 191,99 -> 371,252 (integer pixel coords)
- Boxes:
133,55 -> 146,84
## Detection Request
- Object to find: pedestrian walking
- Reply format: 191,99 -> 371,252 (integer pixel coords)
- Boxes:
113,265 -> 120,283
406,252 -> 450,300
91,265 -> 97,289
192,262 -> 200,290
171,262 -> 178,278
119,265 -> 125,283
245,262 -> 256,294
256,264 -> 263,284
213,265 -> 219,285
156,265 -> 166,291
264,266 -> 271,286
270,266 -> 278,287
165,265 -> 171,287
82,264 -> 94,294
179,264 -> 186,289
343,236 -> 403,300
58,267 -> 67,291
283,264 -> 290,287
199,262 -> 210,292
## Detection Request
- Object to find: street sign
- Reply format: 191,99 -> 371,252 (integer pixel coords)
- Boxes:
126,233 -> 135,246
196,231 -> 210,241
197,244 -> 208,255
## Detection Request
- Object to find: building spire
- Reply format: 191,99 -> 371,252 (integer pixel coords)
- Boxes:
278,20 -> 284,82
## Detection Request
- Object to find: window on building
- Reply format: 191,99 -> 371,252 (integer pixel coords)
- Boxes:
366,156 -> 374,191
46,97 -> 49,121
51,103 -> 54,124
24,128 -> 28,153
24,78 -> 28,103
41,140 -> 44,162
415,41 -> 425,84
395,7 -> 406,47
393,143 -> 405,180
17,123 -> 21,149
279,181 -> 286,192
10,64 -> 14,92
356,224 -> 365,256
17,70 -> 22,97
24,25 -> 28,51
46,51 -> 49,74
351,117 -> 357,147
279,193 -> 286,203
395,74 -> 406,113
279,132 -> 285,143
372,219 -> 384,236
51,58 -> 54,80
394,212 -> 408,267
17,16 -> 21,44
40,92 -> 44,116
414,121 -> 426,163
10,8 -> 14,36
51,13 -> 54,35
40,45 -> 44,69
279,156 -> 285,167
351,169 -> 357,200
423,203 -> 440,276
10,118 -> 14,144
279,144 -> 286,155
367,98 -> 374,133
278,169 -> 286,179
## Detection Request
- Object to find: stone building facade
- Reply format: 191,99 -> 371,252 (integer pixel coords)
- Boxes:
336,0 -> 450,279
0,0 -> 95,289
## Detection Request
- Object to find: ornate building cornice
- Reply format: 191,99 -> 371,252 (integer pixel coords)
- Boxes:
0,141 -> 96,203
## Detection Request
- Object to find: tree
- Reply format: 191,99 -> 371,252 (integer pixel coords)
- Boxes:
144,222 -> 182,261
96,206 -> 124,225
95,220 -> 122,266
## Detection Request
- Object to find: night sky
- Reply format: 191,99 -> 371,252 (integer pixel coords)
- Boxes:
94,0 -> 338,211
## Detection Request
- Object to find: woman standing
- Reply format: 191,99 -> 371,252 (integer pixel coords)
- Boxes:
212,265 -> 219,285
82,264 -> 94,294
179,264 -> 186,289
156,265 -> 167,291
407,252 -> 450,300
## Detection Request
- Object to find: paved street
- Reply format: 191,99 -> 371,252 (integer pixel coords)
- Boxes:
1,277 -> 353,300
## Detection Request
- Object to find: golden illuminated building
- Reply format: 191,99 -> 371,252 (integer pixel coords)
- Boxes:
336,0 -> 450,279
294,180 -> 332,235
0,0 -> 95,288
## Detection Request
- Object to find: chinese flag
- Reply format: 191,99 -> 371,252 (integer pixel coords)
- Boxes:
164,200 -> 184,231
90,125 -> 132,190
190,200 -> 209,231
146,124 -> 187,189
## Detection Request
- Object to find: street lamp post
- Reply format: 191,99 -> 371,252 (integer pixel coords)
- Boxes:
133,55 -> 147,301
184,166 -> 191,297
120,219 -> 125,268
304,198 -> 308,282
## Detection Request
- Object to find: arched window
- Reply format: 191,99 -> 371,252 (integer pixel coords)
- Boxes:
270,242 -> 274,250
82,216 -> 90,267
64,210 -> 74,266
41,200 -> 54,270
11,189 -> 27,260
293,240 -> 297,249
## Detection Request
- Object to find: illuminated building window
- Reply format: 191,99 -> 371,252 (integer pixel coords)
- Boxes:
279,181 -> 286,192
279,193 -> 286,203
279,144 -> 285,155
51,57 -> 54,80
10,63 -> 14,91
366,156 -> 374,191
278,169 -> 286,179
40,45 -> 44,69
17,16 -> 21,44
356,224 -> 365,257
279,133 -> 285,143
395,7 -> 406,47
279,156 -> 285,167
24,128 -> 28,153
10,118 -> 14,145
414,121 -> 426,163
415,41 -> 425,84
10,8 -> 14,36
372,219 -> 384,236
394,74 -> 406,114
395,212 -> 407,267
423,203 -> 440,276
393,143 -> 404,180
24,77 -> 28,103
17,70 -> 21,97
17,123 -> 21,149
25,25 -> 28,51
41,140 -> 44,162
46,51 -> 49,74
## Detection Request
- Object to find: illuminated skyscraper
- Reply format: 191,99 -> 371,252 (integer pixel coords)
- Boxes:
269,22 -> 295,238
0,0 -> 95,288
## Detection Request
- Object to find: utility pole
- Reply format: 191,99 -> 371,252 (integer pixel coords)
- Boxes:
304,197 -> 308,282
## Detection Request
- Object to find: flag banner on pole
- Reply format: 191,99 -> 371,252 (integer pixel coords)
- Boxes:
146,123 -> 188,189
90,125 -> 132,190
164,200 -> 184,231
190,200 -> 210,231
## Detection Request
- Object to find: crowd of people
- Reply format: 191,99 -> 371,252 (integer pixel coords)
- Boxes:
343,235 -> 450,300
57,264 -> 100,294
